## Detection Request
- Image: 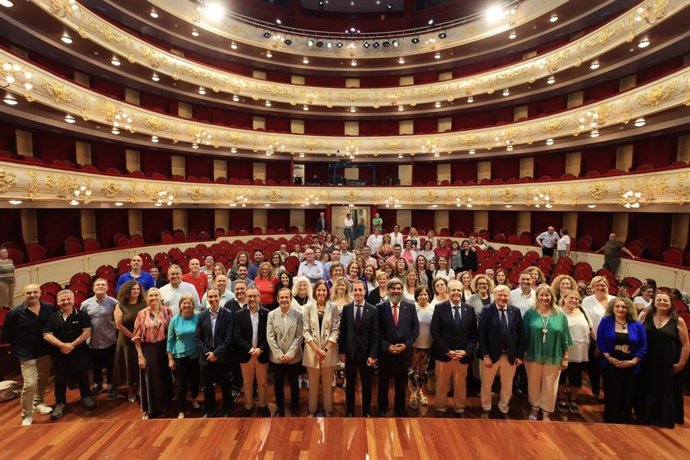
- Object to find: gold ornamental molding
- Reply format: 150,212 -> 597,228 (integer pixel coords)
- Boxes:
2,45 -> 690,157
1,161 -> 689,210
28,0 -> 686,108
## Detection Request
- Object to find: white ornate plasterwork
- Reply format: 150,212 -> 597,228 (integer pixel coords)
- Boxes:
1,161 -> 689,210
3,44 -> 689,157
29,0 -> 687,108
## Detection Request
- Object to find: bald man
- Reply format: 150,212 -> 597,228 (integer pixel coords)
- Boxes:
182,258 -> 209,299
3,284 -> 56,425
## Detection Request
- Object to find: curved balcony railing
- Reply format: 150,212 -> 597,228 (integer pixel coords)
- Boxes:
28,0 -> 685,108
2,45 -> 688,157
1,160 -> 688,211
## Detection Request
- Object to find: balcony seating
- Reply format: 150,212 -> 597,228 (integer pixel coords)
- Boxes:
585,170 -> 601,178
187,231 -> 198,242
662,247 -> 683,265
27,243 -> 47,262
214,177 -> 228,184
82,165 -> 99,173
83,238 -> 100,251
105,167 -> 122,176
172,229 -> 186,243
129,170 -> 146,178
151,172 -> 168,180
130,234 -> 145,247
576,235 -> 593,251
518,176 -> 534,183
64,239 -> 83,255
198,231 -> 210,240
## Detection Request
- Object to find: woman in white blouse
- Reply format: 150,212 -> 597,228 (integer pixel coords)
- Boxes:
433,255 -> 455,282
302,280 -> 340,416
431,277 -> 448,306
403,270 -> 420,302
580,276 -> 615,401
556,290 -> 595,414
633,283 -> 655,315
409,286 -> 434,410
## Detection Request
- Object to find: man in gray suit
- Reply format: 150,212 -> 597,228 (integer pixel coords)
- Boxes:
267,287 -> 304,416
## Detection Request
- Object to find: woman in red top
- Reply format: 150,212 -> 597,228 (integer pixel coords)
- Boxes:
434,237 -> 451,262
254,262 -> 278,309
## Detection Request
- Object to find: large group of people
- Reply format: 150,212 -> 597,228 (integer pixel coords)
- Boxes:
2,225 -> 688,430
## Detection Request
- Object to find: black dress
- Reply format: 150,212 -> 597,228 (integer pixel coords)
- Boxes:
641,315 -> 684,428
461,249 -> 478,272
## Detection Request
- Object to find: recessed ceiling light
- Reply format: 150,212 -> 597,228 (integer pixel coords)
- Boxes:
398,57 -> 405,64
434,52 -> 441,60
8,199 -> 22,205
546,138 -> 554,146
192,29 -> 199,37
634,117 -> 646,127
151,72 -> 159,81
150,9 -> 158,19
508,31 -> 517,40
302,57 -> 309,64
638,35 -> 650,48
587,204 -> 597,208
469,149 -> 475,155
275,18 -> 282,25
467,96 -> 474,103
110,56 -> 121,66
502,88 -> 510,96
549,13 -> 558,23
3,94 -> 18,105
266,50 -> 272,58
427,19 -> 434,25
151,135 -> 159,143
198,86 -> 206,95
505,205 -> 512,208
64,114 -> 76,124
411,36 -> 419,44
547,75 -> 555,85
590,59 -> 600,70
0,1 -> 14,8
60,34 -> 73,44
230,42 -> 238,50
114,202 -> 124,207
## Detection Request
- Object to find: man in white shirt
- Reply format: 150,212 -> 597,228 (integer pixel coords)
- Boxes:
343,213 -> 354,248
159,264 -> 200,315
510,271 -> 536,317
231,266 -> 255,290
389,225 -> 404,247
323,249 -> 341,280
339,239 -> 354,267
202,255 -> 215,286
365,228 -> 383,255
535,226 -> 559,258
556,228 -> 571,261
362,246 -> 377,268
202,275 -> 234,309
298,248 -> 324,285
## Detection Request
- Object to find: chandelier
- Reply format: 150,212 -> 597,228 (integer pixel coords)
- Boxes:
230,194 -> 248,208
529,192 -> 553,209
455,197 -> 473,208
154,190 -> 174,207
578,110 -> 600,137
301,194 -> 321,207
384,196 -> 401,208
621,190 -> 648,208
68,185 -> 93,206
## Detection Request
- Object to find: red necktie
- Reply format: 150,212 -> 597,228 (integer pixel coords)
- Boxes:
393,305 -> 399,327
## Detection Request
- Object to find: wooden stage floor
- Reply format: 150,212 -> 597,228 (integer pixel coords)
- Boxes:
0,381 -> 688,459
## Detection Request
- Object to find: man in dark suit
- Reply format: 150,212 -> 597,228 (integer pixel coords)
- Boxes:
478,285 -> 525,416
376,278 -> 419,417
223,280 -> 248,397
316,211 -> 328,233
431,279 -> 478,417
195,288 -> 235,417
234,288 -> 270,417
339,279 -> 378,417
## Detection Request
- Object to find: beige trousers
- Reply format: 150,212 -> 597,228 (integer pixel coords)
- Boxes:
435,360 -> 468,413
240,357 -> 268,410
525,361 -> 561,413
19,355 -> 52,418
306,366 -> 335,415
480,355 -> 517,412
0,281 -> 15,308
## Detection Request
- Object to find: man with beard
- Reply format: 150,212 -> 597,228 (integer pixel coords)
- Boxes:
376,278 -> 419,417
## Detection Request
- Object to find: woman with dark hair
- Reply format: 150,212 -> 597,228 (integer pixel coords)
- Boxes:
460,240 -> 478,273
392,258 -> 409,280
113,280 -> 147,402
494,268 -> 508,287
430,277 -> 448,306
377,234 -> 394,261
269,251 -> 285,276
638,291 -> 689,428
414,255 -> 433,289
133,287 -> 174,419
274,271 -> 293,308
211,263 -> 227,288
322,233 -> 335,254
597,297 -> 647,424
633,284 -> 655,314
367,271 -> 388,306
409,286 -> 434,410
450,241 -> 463,273
433,255 -> 455,282
420,240 -> 435,263
229,251 -> 250,281
363,264 -> 378,293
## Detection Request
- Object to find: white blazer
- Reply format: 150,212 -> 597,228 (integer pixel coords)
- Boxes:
302,300 -> 340,368
267,307 -> 304,364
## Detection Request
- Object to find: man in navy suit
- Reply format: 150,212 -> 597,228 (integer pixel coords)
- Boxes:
431,279 -> 478,417
234,288 -> 271,417
316,211 -> 328,233
195,289 -> 235,417
478,285 -> 525,416
376,278 -> 419,417
339,279 -> 378,417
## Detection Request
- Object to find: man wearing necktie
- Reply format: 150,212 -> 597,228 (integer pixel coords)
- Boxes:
431,279 -> 478,417
376,278 -> 419,417
339,280 -> 378,417
478,285 -> 525,416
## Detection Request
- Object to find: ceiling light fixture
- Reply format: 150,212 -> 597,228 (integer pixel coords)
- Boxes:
467,96 -> 474,103
398,105 -> 404,111
60,34 -> 73,45
111,127 -> 120,135
230,147 -> 237,153
590,129 -> 600,138
232,94 -> 239,102
230,41 -> 238,50
587,204 -> 597,208
303,104 -> 309,111
198,86 -> 206,95
546,138 -> 554,146
150,9 -> 158,19
547,75 -> 555,85
438,31 -> 447,39
191,29 -> 199,37
203,2 -> 225,21
398,57 -> 405,64
638,35 -> 650,48
110,56 -> 121,66
349,106 -> 356,113
469,149 -> 475,155
508,30 -> 517,40
434,52 -> 441,60
263,31 -> 271,39
302,57 -> 309,64
266,50 -> 272,58
151,72 -> 160,82
590,59 -> 600,70
427,19 -> 434,25
502,88 -> 510,96
549,12 -> 559,23
8,199 -> 22,205
151,135 -> 159,143
351,59 -> 357,67
411,36 -> 419,44
634,117 -> 646,127
114,202 -> 124,207
435,101 -> 441,108
485,5 -> 505,23
64,114 -> 76,124
0,0 -> 14,7
3,94 -> 17,105
265,100 -> 272,107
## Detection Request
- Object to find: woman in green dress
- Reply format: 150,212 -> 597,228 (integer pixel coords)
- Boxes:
113,280 -> 147,402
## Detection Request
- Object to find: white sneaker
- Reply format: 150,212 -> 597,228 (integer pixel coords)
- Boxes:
21,417 -> 32,426
34,404 -> 53,415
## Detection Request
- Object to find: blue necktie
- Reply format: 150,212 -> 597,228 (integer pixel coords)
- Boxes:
453,306 -> 461,328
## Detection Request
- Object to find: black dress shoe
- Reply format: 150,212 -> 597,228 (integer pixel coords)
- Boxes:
259,406 -> 271,418
376,410 -> 386,417
454,411 -> 466,419
290,405 -> 299,416
394,409 -> 408,418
